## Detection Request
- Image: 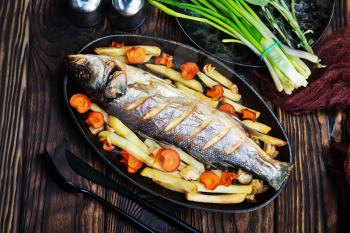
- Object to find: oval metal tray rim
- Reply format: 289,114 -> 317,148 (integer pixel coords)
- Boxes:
63,34 -> 293,213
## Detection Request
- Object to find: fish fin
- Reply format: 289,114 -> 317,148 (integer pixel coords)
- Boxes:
269,162 -> 293,190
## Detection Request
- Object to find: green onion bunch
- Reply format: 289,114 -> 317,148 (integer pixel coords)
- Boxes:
148,0 -> 320,94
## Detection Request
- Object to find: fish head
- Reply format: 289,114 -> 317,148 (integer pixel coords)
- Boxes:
66,54 -> 127,100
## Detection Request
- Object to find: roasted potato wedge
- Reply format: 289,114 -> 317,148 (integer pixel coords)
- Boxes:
197,72 -> 241,102
251,179 -> 269,194
242,120 -> 271,134
195,182 -> 253,194
108,116 -> 149,153
245,194 -> 256,203
144,138 -> 162,149
94,46 -> 161,57
145,64 -> 203,92
180,165 -> 201,181
114,55 -> 152,64
178,162 -> 187,171
263,143 -> 277,157
89,126 -> 104,135
236,168 -> 253,185
98,131 -> 161,169
185,192 -> 246,204
141,168 -> 198,193
250,130 -> 287,147
272,150 -> 279,158
167,170 -> 182,178
175,82 -> 218,107
203,64 -> 238,92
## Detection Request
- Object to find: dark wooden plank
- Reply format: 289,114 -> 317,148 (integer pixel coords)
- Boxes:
0,0 -> 29,232
273,2 -> 348,232
274,112 -> 338,233
19,0 -> 109,232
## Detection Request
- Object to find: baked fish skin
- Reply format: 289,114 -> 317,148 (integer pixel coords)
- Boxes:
66,54 -> 292,190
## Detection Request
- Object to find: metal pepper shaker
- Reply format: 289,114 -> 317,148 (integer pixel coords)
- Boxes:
68,0 -> 104,27
109,0 -> 146,30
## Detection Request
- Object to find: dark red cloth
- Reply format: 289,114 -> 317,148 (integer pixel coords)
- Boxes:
252,63 -> 350,113
250,27 -> 350,232
250,26 -> 350,113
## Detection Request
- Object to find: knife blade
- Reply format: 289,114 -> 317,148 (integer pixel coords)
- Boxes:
65,150 -> 200,233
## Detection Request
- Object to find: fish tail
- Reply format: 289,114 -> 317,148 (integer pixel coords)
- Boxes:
268,161 -> 293,190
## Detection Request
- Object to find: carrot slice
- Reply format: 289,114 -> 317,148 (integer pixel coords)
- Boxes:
242,109 -> 257,122
85,112 -> 104,128
166,59 -> 174,68
109,41 -> 124,48
120,150 -> 129,166
219,172 -> 237,186
155,149 -> 180,172
206,85 -> 224,100
70,93 -> 91,113
155,56 -> 165,65
102,140 -> 115,152
155,53 -> 174,68
120,150 -> 129,159
218,103 -> 236,116
127,155 -> 143,169
128,167 -> 139,173
120,150 -> 143,173
199,171 -> 220,190
180,62 -> 199,80
126,47 -> 146,64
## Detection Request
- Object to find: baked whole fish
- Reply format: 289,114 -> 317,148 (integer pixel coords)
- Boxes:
66,54 -> 292,190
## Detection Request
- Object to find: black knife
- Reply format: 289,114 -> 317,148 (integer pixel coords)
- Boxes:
65,150 -> 201,233
44,145 -> 155,233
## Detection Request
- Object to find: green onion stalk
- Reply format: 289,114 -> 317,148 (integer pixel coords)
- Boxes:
148,0 -> 320,94
249,0 -> 322,66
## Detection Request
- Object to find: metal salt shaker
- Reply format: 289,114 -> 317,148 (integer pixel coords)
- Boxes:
68,0 -> 104,27
109,0 -> 146,30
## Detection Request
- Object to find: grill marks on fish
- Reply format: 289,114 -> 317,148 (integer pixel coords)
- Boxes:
225,142 -> 242,155
143,102 -> 169,120
164,105 -> 196,132
189,118 -> 245,164
127,96 -> 150,110
124,94 -> 230,152
190,118 -> 212,138
202,127 -> 232,150
131,96 -> 243,154
127,95 -> 233,151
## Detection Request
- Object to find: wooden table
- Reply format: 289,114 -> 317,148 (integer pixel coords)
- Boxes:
0,0 -> 349,232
